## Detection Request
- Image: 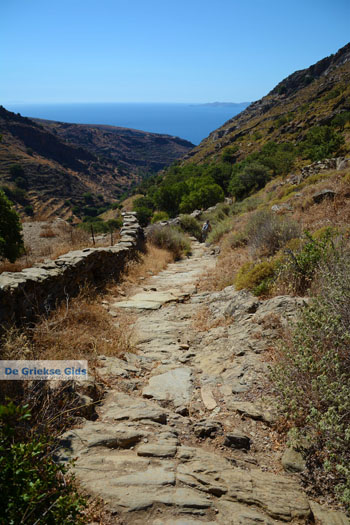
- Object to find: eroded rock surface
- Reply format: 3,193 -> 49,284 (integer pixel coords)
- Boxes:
58,241 -> 349,524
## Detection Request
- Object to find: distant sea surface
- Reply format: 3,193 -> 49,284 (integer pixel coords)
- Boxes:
5,102 -> 250,145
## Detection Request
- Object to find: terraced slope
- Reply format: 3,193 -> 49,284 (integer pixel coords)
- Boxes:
0,106 -> 193,219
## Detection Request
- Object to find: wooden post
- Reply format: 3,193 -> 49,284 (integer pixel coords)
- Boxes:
91,224 -> 95,246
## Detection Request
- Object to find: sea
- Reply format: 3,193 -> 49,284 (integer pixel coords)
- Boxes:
4,102 -> 250,145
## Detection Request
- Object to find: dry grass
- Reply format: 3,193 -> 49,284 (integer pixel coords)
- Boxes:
39,226 -> 56,238
82,495 -> 120,525
0,223 -> 119,273
0,259 -> 33,272
1,245 -> 174,363
191,305 -> 232,332
109,243 -> 173,297
1,286 -> 135,363
198,244 -> 251,292
199,167 -> 350,295
292,177 -> 350,232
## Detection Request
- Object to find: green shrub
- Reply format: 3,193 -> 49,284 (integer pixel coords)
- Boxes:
331,111 -> 350,130
1,185 -> 29,205
203,202 -> 231,223
24,204 -> 34,216
81,206 -> 98,218
276,229 -> 336,294
234,258 -> 279,296
14,177 -> 28,189
229,162 -> 271,201
245,210 -> 300,256
82,192 -> 94,204
151,211 -> 169,223
178,214 -> 202,240
323,86 -> 343,100
134,206 -> 153,226
299,125 -> 345,161
79,217 -> 122,234
207,217 -> 234,244
0,189 -> 24,262
147,225 -> 191,260
0,402 -> 86,524
272,248 -> 350,509
9,164 -> 24,179
221,145 -> 239,163
179,181 -> 224,213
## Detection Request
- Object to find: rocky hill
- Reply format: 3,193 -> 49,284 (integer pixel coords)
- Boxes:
133,43 -> 350,220
0,106 -> 193,219
185,42 -> 350,165
33,118 -> 194,175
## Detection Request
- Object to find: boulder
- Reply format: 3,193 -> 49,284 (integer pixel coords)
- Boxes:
282,447 -> 306,473
224,431 -> 251,450
312,188 -> 336,204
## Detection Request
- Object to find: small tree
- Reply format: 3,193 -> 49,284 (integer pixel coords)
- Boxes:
9,164 -> 24,179
0,189 -> 24,262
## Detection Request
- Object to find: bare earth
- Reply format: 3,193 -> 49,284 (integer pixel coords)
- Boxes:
58,241 -> 349,525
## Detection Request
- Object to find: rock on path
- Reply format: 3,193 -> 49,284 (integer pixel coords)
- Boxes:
58,241 -> 349,525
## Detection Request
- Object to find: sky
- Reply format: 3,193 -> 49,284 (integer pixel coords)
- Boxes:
1,0 -> 350,104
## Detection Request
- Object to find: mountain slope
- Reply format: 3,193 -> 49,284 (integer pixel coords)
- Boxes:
185,42 -> 350,165
33,119 -> 194,174
0,107 -> 194,219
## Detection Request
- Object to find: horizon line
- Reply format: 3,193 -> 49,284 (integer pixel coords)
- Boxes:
3,100 -> 252,106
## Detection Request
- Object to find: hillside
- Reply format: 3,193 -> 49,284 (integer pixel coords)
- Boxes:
135,43 -> 350,220
33,118 -> 194,175
0,106 -> 193,219
185,42 -> 350,165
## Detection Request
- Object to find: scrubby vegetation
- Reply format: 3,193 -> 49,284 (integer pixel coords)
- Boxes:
178,214 -> 202,240
0,402 -> 86,525
78,217 -> 122,235
272,248 -> 350,510
244,210 -> 300,257
198,159 -> 350,510
131,107 -> 349,226
0,189 -> 24,262
147,224 -> 191,260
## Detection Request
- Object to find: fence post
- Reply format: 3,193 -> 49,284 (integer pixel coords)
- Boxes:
91,224 -> 95,246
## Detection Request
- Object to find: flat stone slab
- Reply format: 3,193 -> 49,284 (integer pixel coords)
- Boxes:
137,442 -> 178,457
309,501 -> 350,525
100,391 -> 169,424
177,449 -> 311,521
200,385 -> 217,410
111,291 -> 181,310
228,401 -> 276,424
100,486 -> 212,513
143,367 -> 193,407
152,518 -> 218,525
215,500 -> 280,524
57,422 -> 145,460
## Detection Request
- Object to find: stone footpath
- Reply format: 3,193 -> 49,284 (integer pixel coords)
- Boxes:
59,241 -> 349,525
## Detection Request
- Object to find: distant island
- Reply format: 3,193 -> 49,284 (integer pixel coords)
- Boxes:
196,101 -> 251,107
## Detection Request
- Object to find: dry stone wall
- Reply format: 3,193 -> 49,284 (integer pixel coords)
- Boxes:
0,213 -> 144,328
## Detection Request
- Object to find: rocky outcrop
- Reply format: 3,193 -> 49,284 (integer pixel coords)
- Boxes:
0,212 -> 144,328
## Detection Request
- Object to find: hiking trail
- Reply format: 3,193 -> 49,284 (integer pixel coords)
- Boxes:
59,241 -> 349,525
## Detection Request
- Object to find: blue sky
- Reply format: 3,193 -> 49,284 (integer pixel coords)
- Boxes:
1,0 -> 349,104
